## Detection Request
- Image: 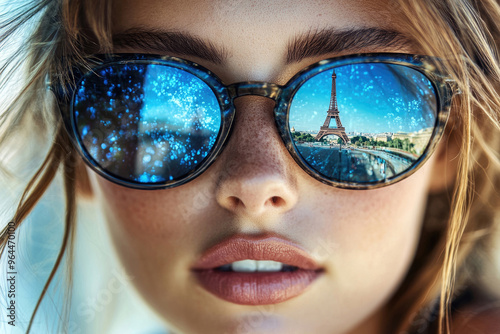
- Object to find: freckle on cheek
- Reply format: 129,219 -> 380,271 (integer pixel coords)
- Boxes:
97,180 -> 158,236
95,177 -> 198,243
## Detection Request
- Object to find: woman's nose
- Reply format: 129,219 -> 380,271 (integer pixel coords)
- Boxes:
214,97 -> 299,219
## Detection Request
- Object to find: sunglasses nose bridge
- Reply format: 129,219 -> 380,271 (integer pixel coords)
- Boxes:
227,82 -> 283,102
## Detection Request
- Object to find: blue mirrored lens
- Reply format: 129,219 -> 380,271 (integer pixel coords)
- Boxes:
289,63 -> 437,184
74,63 -> 222,183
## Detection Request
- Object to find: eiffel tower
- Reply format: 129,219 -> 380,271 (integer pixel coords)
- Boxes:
314,71 -> 349,143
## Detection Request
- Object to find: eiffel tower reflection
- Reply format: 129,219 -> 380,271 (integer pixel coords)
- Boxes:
314,71 -> 349,143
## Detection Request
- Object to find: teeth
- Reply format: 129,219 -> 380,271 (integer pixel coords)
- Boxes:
230,260 -> 284,272
232,260 -> 257,272
257,260 -> 284,272
214,260 -> 299,272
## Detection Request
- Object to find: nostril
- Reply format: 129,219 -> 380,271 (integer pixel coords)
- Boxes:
270,196 -> 285,207
226,195 -> 287,211
228,196 -> 244,209
215,173 -> 299,216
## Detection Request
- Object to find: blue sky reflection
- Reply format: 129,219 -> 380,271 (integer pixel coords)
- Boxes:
289,64 -> 437,134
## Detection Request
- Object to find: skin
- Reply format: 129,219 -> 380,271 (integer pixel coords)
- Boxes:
86,0 -> 455,333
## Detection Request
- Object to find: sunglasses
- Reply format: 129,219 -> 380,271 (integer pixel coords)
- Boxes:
52,53 -> 457,190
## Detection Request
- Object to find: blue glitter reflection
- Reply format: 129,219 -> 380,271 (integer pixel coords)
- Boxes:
74,63 -> 221,183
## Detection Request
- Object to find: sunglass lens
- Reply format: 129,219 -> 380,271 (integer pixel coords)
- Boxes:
73,63 -> 222,184
289,63 -> 438,185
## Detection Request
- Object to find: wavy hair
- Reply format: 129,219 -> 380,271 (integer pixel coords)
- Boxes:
1,0 -> 499,333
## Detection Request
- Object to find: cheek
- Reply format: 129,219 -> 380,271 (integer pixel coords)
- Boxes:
90,162 -> 220,239
310,152 -> 437,253
87,170 -> 223,322
335,181 -> 426,252
333,180 -> 427,285
96,180 -> 185,238
301,157 -> 435,324
87,170 -> 208,275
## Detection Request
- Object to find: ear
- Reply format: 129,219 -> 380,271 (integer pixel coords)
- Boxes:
75,157 -> 94,198
428,125 -> 461,194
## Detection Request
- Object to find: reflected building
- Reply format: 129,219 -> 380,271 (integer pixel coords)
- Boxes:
391,127 -> 433,155
374,134 -> 391,142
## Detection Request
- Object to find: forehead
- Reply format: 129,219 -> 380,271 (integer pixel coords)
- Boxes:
110,0 -> 411,82
112,0 -> 402,35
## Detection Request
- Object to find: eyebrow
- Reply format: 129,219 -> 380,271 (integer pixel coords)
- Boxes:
112,27 -> 414,65
286,27 -> 415,63
113,28 -> 228,64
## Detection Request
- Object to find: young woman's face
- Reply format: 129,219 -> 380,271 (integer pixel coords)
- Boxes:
87,0 -> 443,333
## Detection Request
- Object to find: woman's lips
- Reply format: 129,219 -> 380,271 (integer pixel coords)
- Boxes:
191,235 -> 323,305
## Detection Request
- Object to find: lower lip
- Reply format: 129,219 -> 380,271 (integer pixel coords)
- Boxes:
193,269 -> 321,305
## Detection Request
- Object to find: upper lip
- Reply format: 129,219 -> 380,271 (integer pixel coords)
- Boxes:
192,234 -> 322,271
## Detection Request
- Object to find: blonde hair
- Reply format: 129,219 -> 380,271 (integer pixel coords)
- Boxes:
1,0 -> 500,333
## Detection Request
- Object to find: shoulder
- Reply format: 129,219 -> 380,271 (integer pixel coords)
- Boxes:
451,299 -> 500,334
